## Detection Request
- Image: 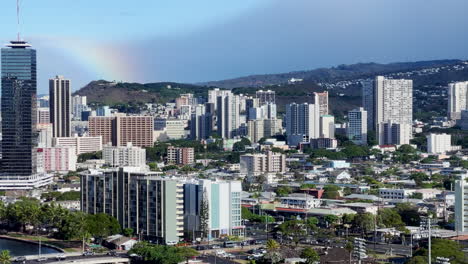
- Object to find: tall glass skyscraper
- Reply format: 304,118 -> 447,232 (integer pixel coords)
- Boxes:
1,41 -> 38,176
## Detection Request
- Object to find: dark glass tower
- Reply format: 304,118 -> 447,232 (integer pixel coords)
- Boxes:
1,41 -> 37,176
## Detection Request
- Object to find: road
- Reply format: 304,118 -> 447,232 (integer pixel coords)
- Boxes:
367,243 -> 412,257
15,253 -> 129,264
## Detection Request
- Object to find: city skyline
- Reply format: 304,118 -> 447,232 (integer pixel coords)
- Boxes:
1,0 -> 468,92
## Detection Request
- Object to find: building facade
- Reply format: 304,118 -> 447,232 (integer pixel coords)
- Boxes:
184,179 -> 244,239
38,146 -> 77,172
347,107 -> 368,145
103,143 -> 146,168
314,91 -> 329,116
89,116 -> 154,147
167,146 -> 195,165
81,168 -> 184,244
1,40 -> 38,176
240,151 -> 286,175
427,133 -> 453,154
49,75 -> 71,137
53,136 -> 103,155
448,81 -> 468,120
285,103 -> 320,146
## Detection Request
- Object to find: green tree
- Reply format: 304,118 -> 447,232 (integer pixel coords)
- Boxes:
86,213 -> 121,241
123,228 -> 134,237
322,185 -> 341,199
300,247 -> 320,264
395,203 -> 420,226
378,208 -> 404,228
0,250 -> 11,264
412,239 -> 465,264
353,213 -> 375,236
275,186 -> 292,197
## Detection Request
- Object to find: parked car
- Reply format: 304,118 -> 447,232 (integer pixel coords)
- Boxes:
56,254 -> 66,260
14,257 -> 26,262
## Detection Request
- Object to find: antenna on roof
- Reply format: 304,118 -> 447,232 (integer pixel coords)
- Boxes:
16,0 -> 21,41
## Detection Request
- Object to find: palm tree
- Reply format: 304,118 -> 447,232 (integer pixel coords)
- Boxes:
0,250 -> 11,264
266,239 -> 280,252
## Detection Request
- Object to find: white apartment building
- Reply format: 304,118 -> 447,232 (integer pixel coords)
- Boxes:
280,194 -> 321,210
347,107 -> 367,145
448,81 -> 468,120
319,115 -> 335,139
53,136 -> 103,155
103,143 -> 146,168
427,133 -> 455,154
240,151 -> 286,175
455,173 -> 468,232
363,76 -> 413,144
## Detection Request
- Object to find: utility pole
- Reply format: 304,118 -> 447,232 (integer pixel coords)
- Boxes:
421,216 -> 436,264
353,238 -> 367,264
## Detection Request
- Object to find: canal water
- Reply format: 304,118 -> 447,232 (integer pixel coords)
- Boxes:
0,238 -> 61,256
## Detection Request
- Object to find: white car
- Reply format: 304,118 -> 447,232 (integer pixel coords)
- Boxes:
166,241 -> 177,246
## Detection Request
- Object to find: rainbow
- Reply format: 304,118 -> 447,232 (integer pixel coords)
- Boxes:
31,35 -> 139,82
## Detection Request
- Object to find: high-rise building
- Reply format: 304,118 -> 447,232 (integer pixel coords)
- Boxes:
81,167 -> 184,244
216,91 -> 240,139
1,41 -> 38,176
89,116 -> 154,147
362,76 -> 413,129
167,146 -> 195,165
103,143 -> 146,169
448,81 -> 468,120
72,95 -> 87,121
183,179 -> 244,239
49,75 -> 71,137
363,76 -> 413,144
256,90 -> 275,105
248,104 -> 277,120
190,105 -> 212,140
247,120 -> 265,143
455,172 -> 468,232
427,133 -> 454,154
285,103 -> 320,146
314,91 -> 329,116
319,115 -> 335,139
347,107 -> 368,145
361,80 -> 375,130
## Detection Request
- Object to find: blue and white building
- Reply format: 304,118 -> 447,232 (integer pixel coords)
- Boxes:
184,179 -> 244,240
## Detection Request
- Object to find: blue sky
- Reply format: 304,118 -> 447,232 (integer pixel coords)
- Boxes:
1,0 -> 468,92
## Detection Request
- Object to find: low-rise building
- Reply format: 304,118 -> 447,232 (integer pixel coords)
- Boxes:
53,136 -> 103,155
167,146 -> 195,165
103,143 -> 146,169
240,151 -> 286,175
